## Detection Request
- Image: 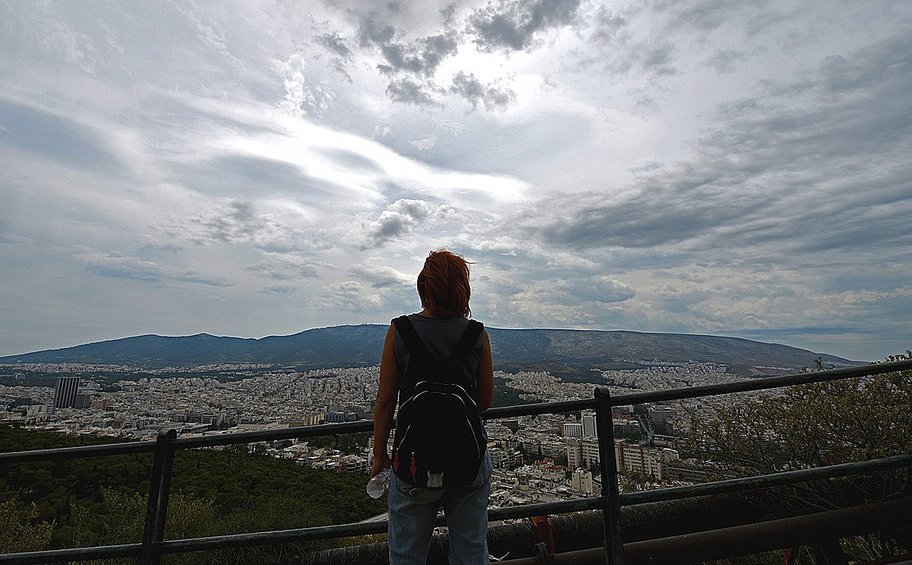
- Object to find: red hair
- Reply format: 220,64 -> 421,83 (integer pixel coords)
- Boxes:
417,250 -> 471,318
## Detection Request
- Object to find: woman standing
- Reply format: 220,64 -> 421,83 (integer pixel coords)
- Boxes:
371,249 -> 494,565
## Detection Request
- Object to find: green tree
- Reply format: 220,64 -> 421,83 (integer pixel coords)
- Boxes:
1,426 -> 386,563
687,360 -> 911,480
0,498 -> 54,553
686,354 -> 912,562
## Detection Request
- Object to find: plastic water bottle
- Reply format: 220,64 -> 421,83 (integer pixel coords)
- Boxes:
367,468 -> 390,499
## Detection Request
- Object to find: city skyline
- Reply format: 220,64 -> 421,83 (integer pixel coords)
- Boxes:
1,1 -> 910,361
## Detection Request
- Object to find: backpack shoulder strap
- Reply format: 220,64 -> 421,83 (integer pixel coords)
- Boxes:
447,320 -> 484,364
391,315 -> 429,359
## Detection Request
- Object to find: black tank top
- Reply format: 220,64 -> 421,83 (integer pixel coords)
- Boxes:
393,313 -> 484,389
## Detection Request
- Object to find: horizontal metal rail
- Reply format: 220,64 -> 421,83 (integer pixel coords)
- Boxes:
0,438 -> 156,463
611,358 -> 912,405
0,543 -> 142,565
171,420 -> 374,449
501,497 -> 912,565
4,451 -> 906,564
619,452 -> 912,506
484,398 -> 596,419
0,358 -> 909,565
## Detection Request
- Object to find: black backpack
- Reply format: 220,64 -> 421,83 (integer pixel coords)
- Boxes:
391,315 -> 486,490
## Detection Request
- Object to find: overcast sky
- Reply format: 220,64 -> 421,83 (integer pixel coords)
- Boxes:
1,0 -> 910,361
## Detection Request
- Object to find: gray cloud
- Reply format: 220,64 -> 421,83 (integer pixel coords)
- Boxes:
315,32 -> 352,57
246,261 -> 319,281
641,42 -> 677,75
358,11 -> 459,78
259,286 -> 296,295
534,31 -> 912,258
86,255 -> 232,287
138,243 -> 184,254
440,3 -> 459,27
377,32 -> 459,77
449,72 -> 516,110
351,265 -> 412,289
386,77 -> 440,107
536,167 -> 767,249
192,200 -> 261,244
177,200 -> 326,255
0,98 -> 124,174
88,259 -> 165,283
705,48 -> 745,73
656,0 -> 763,33
174,272 -> 234,287
362,198 -> 436,248
342,5 -> 545,110
588,4 -> 628,44
175,155 -> 319,197
468,0 -> 581,52
321,280 -> 383,312
560,276 -> 636,304
314,32 -> 354,79
361,199 -> 458,249
354,11 -> 461,107
357,12 -> 397,48
580,8 -> 677,78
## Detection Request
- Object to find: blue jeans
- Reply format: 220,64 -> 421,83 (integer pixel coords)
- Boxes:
387,451 -> 492,565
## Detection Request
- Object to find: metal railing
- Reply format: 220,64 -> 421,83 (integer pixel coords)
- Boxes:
1,358 -> 911,565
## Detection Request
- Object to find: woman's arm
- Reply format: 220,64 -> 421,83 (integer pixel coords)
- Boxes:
371,324 -> 399,478
476,329 -> 494,413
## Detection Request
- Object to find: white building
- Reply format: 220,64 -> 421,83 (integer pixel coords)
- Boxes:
562,422 -> 582,438
571,468 -> 594,495
581,438 -> 601,468
540,439 -> 565,458
581,412 -> 597,438
26,404 -> 48,419
614,440 -> 680,481
567,437 -> 602,470
488,447 -> 509,468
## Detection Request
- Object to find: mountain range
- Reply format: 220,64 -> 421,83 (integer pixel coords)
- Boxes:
0,325 -> 858,376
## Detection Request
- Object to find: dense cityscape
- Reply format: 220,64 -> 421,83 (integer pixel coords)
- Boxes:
0,361 -> 779,509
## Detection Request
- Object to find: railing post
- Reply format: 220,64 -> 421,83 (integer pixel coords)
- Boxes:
595,388 -> 624,565
141,429 -> 177,565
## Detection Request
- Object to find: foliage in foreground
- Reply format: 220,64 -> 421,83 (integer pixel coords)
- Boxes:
686,354 -> 912,563
0,426 -> 386,563
0,498 -> 54,553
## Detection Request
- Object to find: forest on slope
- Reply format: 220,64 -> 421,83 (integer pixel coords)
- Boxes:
0,426 -> 385,564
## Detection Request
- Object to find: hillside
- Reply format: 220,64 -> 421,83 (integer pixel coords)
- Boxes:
0,425 -> 385,559
0,325 -> 857,373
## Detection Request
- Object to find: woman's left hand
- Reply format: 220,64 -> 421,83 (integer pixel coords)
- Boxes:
370,452 -> 390,478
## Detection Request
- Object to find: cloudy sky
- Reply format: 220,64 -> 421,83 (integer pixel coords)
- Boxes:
1,0 -> 910,361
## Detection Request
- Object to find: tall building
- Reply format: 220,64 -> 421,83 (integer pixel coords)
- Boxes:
580,438 -> 601,468
54,376 -> 80,409
566,437 -> 582,469
566,430 -> 600,470
581,412 -> 597,438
